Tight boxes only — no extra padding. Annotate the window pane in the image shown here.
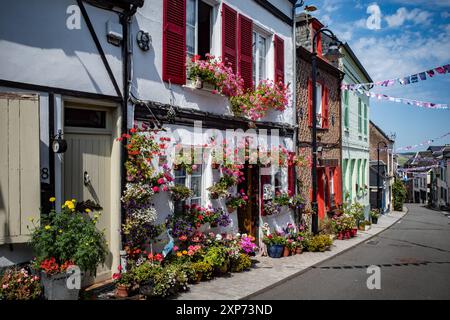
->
[191,176,202,197]
[174,200,186,214]
[316,83,322,127]
[258,35,266,82]
[252,32,257,86]
[186,25,195,56]
[187,0,196,26]
[64,108,106,128]
[191,198,201,206]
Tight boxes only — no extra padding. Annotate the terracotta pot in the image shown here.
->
[337,231,344,240]
[351,228,358,237]
[283,246,290,257]
[296,247,302,255]
[291,249,296,256]
[227,206,235,213]
[115,285,129,298]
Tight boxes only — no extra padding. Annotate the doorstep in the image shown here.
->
[175,207,408,300]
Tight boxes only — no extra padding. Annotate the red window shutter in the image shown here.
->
[317,32,322,57]
[334,166,342,206]
[308,79,313,127]
[287,152,296,195]
[238,14,253,90]
[274,35,284,84]
[162,0,186,85]
[222,4,238,74]
[323,86,329,129]
[317,169,325,219]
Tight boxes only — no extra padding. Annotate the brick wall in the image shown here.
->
[369,123,391,164]
[296,53,342,209]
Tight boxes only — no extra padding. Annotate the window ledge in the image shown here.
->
[183,81,225,98]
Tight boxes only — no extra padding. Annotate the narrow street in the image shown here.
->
[250,204,450,300]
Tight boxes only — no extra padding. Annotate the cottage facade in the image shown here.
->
[339,43,371,218]
[0,0,298,280]
[295,15,344,220]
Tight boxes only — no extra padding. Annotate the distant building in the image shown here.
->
[369,121,395,213]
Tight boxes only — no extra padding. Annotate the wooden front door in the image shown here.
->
[237,165,259,239]
[63,104,113,282]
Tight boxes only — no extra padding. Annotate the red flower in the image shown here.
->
[152,186,160,193]
[130,127,137,133]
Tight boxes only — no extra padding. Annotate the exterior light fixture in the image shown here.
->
[323,41,344,63]
[136,30,151,51]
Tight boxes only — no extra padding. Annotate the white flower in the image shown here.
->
[215,234,222,241]
[235,233,241,238]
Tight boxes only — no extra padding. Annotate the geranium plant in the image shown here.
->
[187,54,244,97]
[0,267,42,300]
[29,199,108,275]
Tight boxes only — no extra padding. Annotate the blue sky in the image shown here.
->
[302,0,450,152]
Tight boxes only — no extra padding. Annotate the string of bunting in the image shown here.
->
[347,87,448,109]
[342,63,450,90]
[395,131,450,152]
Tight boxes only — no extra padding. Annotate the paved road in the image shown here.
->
[249,204,450,300]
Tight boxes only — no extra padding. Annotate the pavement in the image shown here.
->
[249,204,450,300]
[176,207,408,300]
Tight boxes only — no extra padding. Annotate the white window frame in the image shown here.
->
[173,164,204,209]
[316,82,323,128]
[186,0,215,59]
[252,30,268,87]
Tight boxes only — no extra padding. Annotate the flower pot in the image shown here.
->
[337,231,344,240]
[351,228,358,237]
[227,206,235,214]
[344,230,351,239]
[372,217,378,224]
[41,271,81,300]
[138,280,154,297]
[283,246,290,257]
[358,225,365,231]
[115,285,130,298]
[296,247,303,255]
[267,245,284,258]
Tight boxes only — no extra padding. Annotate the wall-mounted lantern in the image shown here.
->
[52,130,67,154]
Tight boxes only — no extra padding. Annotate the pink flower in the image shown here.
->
[173,246,179,252]
[157,178,165,185]
[152,186,160,193]
[192,164,198,170]
[162,185,168,192]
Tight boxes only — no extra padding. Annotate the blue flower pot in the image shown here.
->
[268,245,284,258]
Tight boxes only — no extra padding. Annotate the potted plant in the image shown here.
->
[0,267,42,300]
[170,184,194,201]
[203,246,230,276]
[263,201,281,216]
[263,234,285,258]
[192,261,213,282]
[226,190,248,213]
[370,209,380,224]
[29,199,108,300]
[305,235,333,252]
[112,267,134,298]
[207,180,231,200]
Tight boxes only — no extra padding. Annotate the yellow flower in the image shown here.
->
[93,220,97,224]
[176,252,182,257]
[182,250,188,255]
[44,225,51,230]
[63,200,75,211]
[94,214,99,219]
[58,229,63,234]
[85,208,91,213]
[49,197,56,203]
[71,199,76,203]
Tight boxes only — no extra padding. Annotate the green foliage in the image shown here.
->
[130,262,162,286]
[393,179,407,211]
[262,234,286,246]
[370,209,380,219]
[230,253,252,273]
[202,246,229,270]
[170,184,194,201]
[192,261,213,281]
[29,201,108,275]
[273,192,291,207]
[151,264,189,298]
[305,235,333,252]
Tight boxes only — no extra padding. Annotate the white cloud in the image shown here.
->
[385,7,433,27]
[351,27,450,81]
[390,0,450,8]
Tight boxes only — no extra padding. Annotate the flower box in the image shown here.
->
[41,270,81,300]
